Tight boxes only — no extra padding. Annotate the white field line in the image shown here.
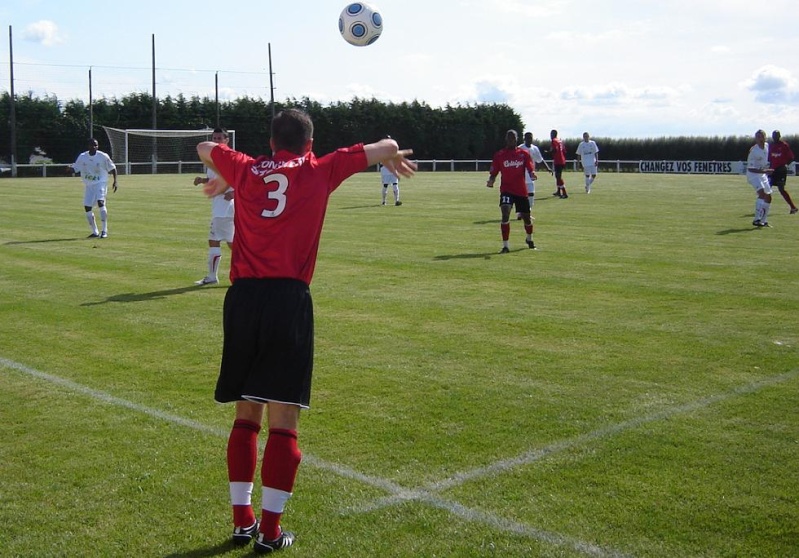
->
[352,368,799,514]
[4,358,795,557]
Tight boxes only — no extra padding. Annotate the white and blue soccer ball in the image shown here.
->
[339,2,383,47]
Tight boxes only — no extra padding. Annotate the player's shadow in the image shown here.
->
[4,237,84,245]
[339,204,384,210]
[716,227,762,235]
[162,540,237,558]
[434,248,529,260]
[81,285,221,306]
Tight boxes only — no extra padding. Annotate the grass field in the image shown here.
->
[1,170,797,558]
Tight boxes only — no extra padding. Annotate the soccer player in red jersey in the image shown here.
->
[486,129,537,253]
[197,108,416,553]
[550,129,569,198]
[768,130,797,214]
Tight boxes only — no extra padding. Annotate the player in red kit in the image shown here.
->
[550,129,569,198]
[768,130,797,214]
[197,109,416,553]
[486,129,537,253]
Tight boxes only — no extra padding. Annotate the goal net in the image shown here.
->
[101,127,236,175]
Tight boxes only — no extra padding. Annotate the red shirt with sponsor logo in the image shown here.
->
[210,143,367,285]
[489,147,535,197]
[551,137,567,165]
[769,140,795,168]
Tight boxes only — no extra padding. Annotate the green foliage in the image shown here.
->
[0,92,523,164]
[1,172,797,557]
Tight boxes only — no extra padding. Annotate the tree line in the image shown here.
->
[1,91,794,167]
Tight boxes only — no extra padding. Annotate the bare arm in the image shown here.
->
[196,142,230,197]
[364,138,416,178]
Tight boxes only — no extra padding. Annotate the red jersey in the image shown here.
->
[769,140,795,168]
[210,143,368,285]
[489,147,535,197]
[551,137,567,165]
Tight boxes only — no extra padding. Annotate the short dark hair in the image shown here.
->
[213,127,228,138]
[271,109,313,155]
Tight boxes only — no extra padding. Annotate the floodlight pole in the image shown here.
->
[268,43,275,121]
[215,71,220,128]
[151,33,157,174]
[88,66,93,138]
[8,25,17,177]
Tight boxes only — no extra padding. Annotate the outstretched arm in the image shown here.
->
[364,138,416,178]
[196,142,230,197]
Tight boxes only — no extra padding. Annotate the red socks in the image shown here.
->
[259,428,302,540]
[227,419,260,528]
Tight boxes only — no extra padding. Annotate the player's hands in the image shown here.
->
[382,149,416,179]
[486,180,494,188]
[193,176,206,186]
[531,173,538,181]
[203,176,228,197]
[112,181,118,193]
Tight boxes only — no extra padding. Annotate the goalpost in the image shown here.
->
[101,127,236,175]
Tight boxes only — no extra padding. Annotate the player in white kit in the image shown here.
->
[576,132,600,193]
[71,138,118,238]
[746,129,773,227]
[194,128,235,285]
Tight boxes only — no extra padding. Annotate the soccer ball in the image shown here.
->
[339,2,383,47]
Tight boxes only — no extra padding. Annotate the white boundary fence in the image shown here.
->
[4,159,795,178]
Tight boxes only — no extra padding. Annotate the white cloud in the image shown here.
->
[21,20,64,47]
[742,65,799,104]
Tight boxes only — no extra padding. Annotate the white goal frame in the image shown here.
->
[101,127,236,175]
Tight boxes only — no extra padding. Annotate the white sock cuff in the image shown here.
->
[262,486,292,513]
[230,481,254,506]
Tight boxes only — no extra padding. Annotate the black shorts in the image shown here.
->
[554,164,566,181]
[770,166,788,188]
[500,193,531,214]
[215,278,314,408]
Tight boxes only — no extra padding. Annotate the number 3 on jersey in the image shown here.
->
[261,173,289,218]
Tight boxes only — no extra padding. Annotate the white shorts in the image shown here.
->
[583,165,598,176]
[747,173,772,194]
[210,216,235,243]
[83,182,107,207]
[526,180,535,195]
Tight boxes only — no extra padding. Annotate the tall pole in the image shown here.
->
[151,33,157,173]
[268,43,275,121]
[8,26,17,177]
[215,71,220,128]
[88,67,93,138]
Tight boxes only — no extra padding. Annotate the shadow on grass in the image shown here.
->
[716,227,761,235]
[434,248,531,260]
[162,539,241,558]
[81,285,223,305]
[4,237,84,245]
[338,204,384,210]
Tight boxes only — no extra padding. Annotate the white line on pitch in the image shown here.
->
[350,368,799,515]
[1,356,629,556]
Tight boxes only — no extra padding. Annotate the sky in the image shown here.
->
[2,0,799,140]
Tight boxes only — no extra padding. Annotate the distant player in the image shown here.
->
[486,129,537,252]
[71,138,118,238]
[517,132,552,218]
[747,129,773,227]
[193,128,234,286]
[576,132,599,193]
[550,129,569,198]
[379,164,402,206]
[768,130,797,214]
